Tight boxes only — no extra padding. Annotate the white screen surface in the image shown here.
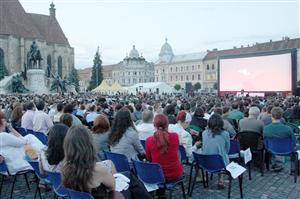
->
[219,53,292,92]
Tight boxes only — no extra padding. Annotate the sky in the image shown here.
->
[19,0,300,69]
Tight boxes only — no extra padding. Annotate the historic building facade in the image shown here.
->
[0,0,74,79]
[155,39,206,89]
[111,45,154,86]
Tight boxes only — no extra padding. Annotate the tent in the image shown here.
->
[92,80,111,92]
[127,82,175,94]
[110,82,124,92]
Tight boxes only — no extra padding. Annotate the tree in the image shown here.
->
[88,47,103,90]
[174,84,181,91]
[68,67,80,92]
[193,82,201,91]
[213,82,218,90]
[297,80,300,87]
[0,59,8,80]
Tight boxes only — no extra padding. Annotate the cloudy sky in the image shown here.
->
[20,0,299,69]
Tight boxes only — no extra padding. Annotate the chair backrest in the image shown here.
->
[31,131,48,145]
[179,145,188,163]
[140,140,146,150]
[193,153,226,173]
[67,188,94,199]
[47,171,68,196]
[16,127,28,136]
[27,160,48,180]
[236,131,262,151]
[264,138,295,155]
[0,160,9,175]
[132,160,165,184]
[229,140,240,155]
[104,151,130,172]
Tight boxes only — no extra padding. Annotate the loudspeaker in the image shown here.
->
[185,82,193,93]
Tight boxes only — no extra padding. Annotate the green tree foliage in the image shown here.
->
[193,82,201,91]
[213,82,218,90]
[68,67,80,92]
[174,84,181,91]
[0,58,8,80]
[88,47,103,90]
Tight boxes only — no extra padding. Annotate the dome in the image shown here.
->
[129,45,139,58]
[159,38,174,57]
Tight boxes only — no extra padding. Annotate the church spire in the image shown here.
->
[49,2,56,19]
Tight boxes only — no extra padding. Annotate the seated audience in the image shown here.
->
[92,115,110,160]
[53,103,64,123]
[11,105,23,129]
[163,104,177,124]
[190,107,207,131]
[136,110,155,140]
[60,113,73,127]
[21,102,35,130]
[64,104,82,126]
[133,103,143,122]
[239,106,264,134]
[213,108,236,137]
[33,100,53,134]
[228,102,244,121]
[86,105,99,123]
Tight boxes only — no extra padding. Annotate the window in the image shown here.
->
[186,66,189,71]
[134,72,137,75]
[198,65,200,70]
[212,64,215,70]
[198,74,201,80]
[186,75,189,81]
[206,64,209,70]
[171,76,173,81]
[170,67,172,72]
[192,65,194,70]
[181,66,183,71]
[192,74,194,80]
[176,67,178,72]
[181,76,183,81]
[176,76,178,81]
[163,69,165,73]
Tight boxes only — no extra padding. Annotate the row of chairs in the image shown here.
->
[16,127,48,145]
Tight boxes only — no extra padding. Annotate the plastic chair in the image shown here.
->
[47,171,68,198]
[67,188,94,199]
[178,145,193,195]
[190,153,243,199]
[140,140,146,150]
[229,140,241,162]
[16,127,28,136]
[264,138,299,183]
[236,131,264,179]
[132,160,186,199]
[30,131,48,145]
[0,160,31,199]
[104,151,131,172]
[27,160,51,199]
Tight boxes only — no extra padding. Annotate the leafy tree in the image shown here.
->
[297,80,300,87]
[0,58,8,80]
[68,67,80,92]
[213,82,218,90]
[193,82,201,91]
[174,84,181,91]
[88,47,103,90]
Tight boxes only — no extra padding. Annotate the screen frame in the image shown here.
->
[217,48,297,95]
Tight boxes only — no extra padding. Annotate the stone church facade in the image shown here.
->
[0,0,74,79]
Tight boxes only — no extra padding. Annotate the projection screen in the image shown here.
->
[219,53,292,92]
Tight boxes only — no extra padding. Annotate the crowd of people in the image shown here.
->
[0,92,299,198]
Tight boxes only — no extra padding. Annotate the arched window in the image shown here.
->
[212,64,215,70]
[47,55,51,77]
[57,56,63,77]
[206,64,209,70]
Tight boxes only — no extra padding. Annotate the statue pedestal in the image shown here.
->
[27,69,48,94]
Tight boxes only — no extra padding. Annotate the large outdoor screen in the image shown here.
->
[219,53,292,92]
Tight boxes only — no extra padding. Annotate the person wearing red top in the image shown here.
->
[145,114,183,181]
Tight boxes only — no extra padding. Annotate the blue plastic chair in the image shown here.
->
[229,140,241,161]
[30,131,48,145]
[16,127,28,136]
[104,151,131,173]
[0,159,31,199]
[178,145,193,195]
[47,171,68,198]
[67,188,94,199]
[140,140,146,150]
[190,153,243,199]
[132,160,186,199]
[264,137,299,183]
[27,160,51,199]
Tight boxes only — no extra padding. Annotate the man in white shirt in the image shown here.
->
[86,105,99,123]
[136,110,155,140]
[33,100,53,134]
[21,102,35,130]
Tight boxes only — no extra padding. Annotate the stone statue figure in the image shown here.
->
[11,75,29,93]
[50,72,67,93]
[27,41,43,69]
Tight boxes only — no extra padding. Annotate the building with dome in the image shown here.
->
[155,39,206,90]
[110,45,154,87]
[0,0,74,79]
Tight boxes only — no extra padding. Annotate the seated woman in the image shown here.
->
[0,111,44,174]
[59,113,73,128]
[109,108,145,162]
[62,125,152,199]
[38,123,69,174]
[202,113,230,189]
[92,115,110,160]
[146,114,183,181]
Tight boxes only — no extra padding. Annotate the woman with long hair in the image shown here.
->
[92,115,110,160]
[11,105,23,129]
[109,108,145,161]
[145,114,183,181]
[202,113,230,189]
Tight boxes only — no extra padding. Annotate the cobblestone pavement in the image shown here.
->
[1,162,299,199]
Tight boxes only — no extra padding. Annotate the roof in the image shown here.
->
[103,64,118,72]
[0,0,69,45]
[129,82,172,88]
[204,37,300,60]
[78,68,92,81]
[171,52,207,63]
